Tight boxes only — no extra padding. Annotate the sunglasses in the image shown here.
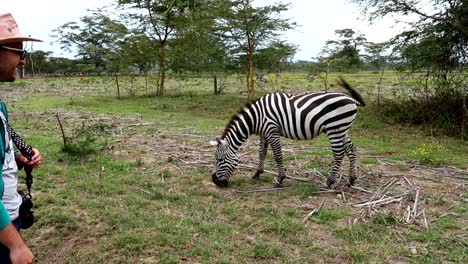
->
[0,45,28,60]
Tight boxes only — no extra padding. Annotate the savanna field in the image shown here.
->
[1,73,467,263]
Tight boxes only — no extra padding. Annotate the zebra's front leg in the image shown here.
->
[253,137,268,179]
[267,133,286,188]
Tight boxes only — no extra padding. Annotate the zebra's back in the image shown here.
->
[258,92,359,140]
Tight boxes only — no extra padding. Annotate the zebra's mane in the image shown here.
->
[221,100,257,139]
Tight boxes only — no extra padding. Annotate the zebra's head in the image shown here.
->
[210,137,238,187]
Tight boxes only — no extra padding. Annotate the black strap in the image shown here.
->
[6,123,34,198]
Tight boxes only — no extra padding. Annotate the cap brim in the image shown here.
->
[0,36,43,44]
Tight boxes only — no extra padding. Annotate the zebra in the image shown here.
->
[210,76,366,188]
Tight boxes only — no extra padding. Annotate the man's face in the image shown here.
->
[0,42,24,82]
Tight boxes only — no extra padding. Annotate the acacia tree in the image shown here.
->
[215,0,296,99]
[364,41,392,104]
[24,50,53,76]
[323,29,367,71]
[118,0,198,96]
[52,12,128,72]
[256,41,297,74]
[352,0,468,137]
[352,0,467,84]
[166,0,232,94]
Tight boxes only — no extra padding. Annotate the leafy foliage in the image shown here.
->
[52,12,129,71]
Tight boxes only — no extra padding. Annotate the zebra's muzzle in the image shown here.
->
[212,173,228,188]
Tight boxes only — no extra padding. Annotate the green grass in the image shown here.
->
[3,73,467,263]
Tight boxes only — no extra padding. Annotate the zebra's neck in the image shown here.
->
[221,103,259,150]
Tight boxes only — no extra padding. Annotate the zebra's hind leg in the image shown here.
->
[345,142,358,186]
[253,136,268,179]
[267,133,286,188]
[326,149,345,188]
[326,132,347,188]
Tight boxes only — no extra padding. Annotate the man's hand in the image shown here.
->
[0,224,34,264]
[15,148,42,168]
[9,244,34,264]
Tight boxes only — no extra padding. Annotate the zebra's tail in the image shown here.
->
[336,76,366,106]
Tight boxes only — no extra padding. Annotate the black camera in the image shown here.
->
[18,190,35,229]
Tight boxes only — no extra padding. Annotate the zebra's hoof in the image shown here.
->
[273,183,283,188]
[252,170,263,179]
[349,177,356,186]
[326,179,336,188]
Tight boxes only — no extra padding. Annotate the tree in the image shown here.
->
[352,0,468,137]
[52,11,128,72]
[255,41,297,74]
[323,28,367,71]
[215,0,296,99]
[363,41,393,104]
[118,0,197,96]
[24,50,53,76]
[352,0,467,81]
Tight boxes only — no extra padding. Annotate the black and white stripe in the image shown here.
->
[211,77,365,188]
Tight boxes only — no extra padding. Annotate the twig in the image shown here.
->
[349,186,373,194]
[235,187,289,193]
[303,198,325,223]
[237,164,276,175]
[412,189,420,219]
[54,113,68,148]
[422,209,429,230]
[307,168,326,178]
[406,206,411,223]
[341,191,347,203]
[352,195,404,208]
[403,176,413,187]
[171,164,184,177]
[286,176,313,182]
[137,187,155,197]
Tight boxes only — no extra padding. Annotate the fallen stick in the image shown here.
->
[412,189,420,219]
[422,209,429,230]
[341,191,347,203]
[286,176,313,182]
[349,186,373,194]
[406,205,411,223]
[303,198,325,223]
[352,195,404,208]
[403,176,413,187]
[137,187,156,197]
[235,187,289,193]
[237,164,276,175]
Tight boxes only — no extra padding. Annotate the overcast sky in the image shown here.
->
[1,0,404,61]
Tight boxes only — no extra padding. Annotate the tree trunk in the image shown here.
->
[213,75,218,95]
[377,68,385,106]
[158,53,166,96]
[115,74,120,99]
[247,49,255,100]
[145,73,148,97]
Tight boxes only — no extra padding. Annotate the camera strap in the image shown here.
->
[6,123,34,198]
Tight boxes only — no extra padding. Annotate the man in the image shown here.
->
[0,13,43,264]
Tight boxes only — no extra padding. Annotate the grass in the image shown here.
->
[2,73,467,263]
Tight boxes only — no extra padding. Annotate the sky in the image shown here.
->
[0,0,405,61]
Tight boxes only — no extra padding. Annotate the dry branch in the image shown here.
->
[303,198,325,223]
[352,195,405,208]
[235,187,289,193]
